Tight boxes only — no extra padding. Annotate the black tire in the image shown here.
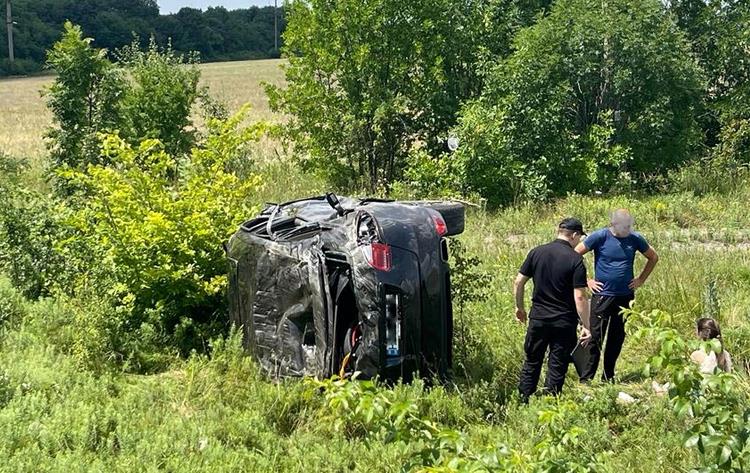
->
[404,201,465,236]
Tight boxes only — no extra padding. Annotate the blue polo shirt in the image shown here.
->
[584,228,650,296]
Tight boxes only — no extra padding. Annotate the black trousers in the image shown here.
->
[518,318,577,400]
[580,294,634,381]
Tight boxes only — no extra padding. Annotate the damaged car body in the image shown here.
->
[225,193,465,382]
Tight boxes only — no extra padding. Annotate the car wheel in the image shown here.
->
[406,201,465,236]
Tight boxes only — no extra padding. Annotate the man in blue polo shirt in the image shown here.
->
[575,209,659,382]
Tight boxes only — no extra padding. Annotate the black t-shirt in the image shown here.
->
[519,239,587,324]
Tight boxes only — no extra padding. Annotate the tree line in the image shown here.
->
[0,0,284,76]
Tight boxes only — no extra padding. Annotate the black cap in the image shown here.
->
[558,217,586,236]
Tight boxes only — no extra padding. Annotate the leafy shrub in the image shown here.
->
[449,239,494,379]
[0,193,70,299]
[45,22,126,171]
[116,38,201,157]
[631,307,750,472]
[61,108,265,366]
[0,276,26,328]
[449,0,704,206]
[268,0,545,192]
[45,23,201,176]
[392,149,469,201]
[0,156,71,299]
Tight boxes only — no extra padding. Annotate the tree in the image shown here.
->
[451,0,705,205]
[268,0,540,192]
[45,22,125,170]
[117,38,201,157]
[45,24,202,174]
[1,1,284,76]
[670,0,750,147]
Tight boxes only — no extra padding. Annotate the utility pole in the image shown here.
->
[273,0,278,53]
[5,0,13,63]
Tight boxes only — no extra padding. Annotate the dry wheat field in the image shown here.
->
[0,58,285,162]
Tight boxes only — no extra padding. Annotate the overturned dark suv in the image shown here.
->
[225,194,464,382]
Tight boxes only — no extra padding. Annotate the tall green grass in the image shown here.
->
[4,179,750,470]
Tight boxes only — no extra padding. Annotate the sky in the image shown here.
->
[158,1,275,14]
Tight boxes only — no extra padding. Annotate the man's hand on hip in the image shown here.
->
[515,308,527,324]
[628,277,644,290]
[587,278,603,292]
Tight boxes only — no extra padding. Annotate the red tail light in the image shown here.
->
[433,215,448,237]
[362,242,392,271]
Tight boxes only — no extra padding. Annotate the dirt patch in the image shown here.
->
[670,241,750,251]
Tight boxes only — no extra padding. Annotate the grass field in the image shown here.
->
[1,58,750,471]
[0,59,286,161]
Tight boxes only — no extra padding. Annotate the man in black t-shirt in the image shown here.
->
[513,218,592,402]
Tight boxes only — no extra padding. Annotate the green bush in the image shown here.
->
[116,38,201,157]
[0,276,26,328]
[45,22,202,176]
[268,0,545,192]
[449,0,704,206]
[392,149,469,201]
[45,22,126,171]
[0,155,71,299]
[60,108,265,366]
[449,239,495,382]
[0,190,71,299]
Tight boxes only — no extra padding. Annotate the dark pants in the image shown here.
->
[518,318,577,401]
[580,294,634,381]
